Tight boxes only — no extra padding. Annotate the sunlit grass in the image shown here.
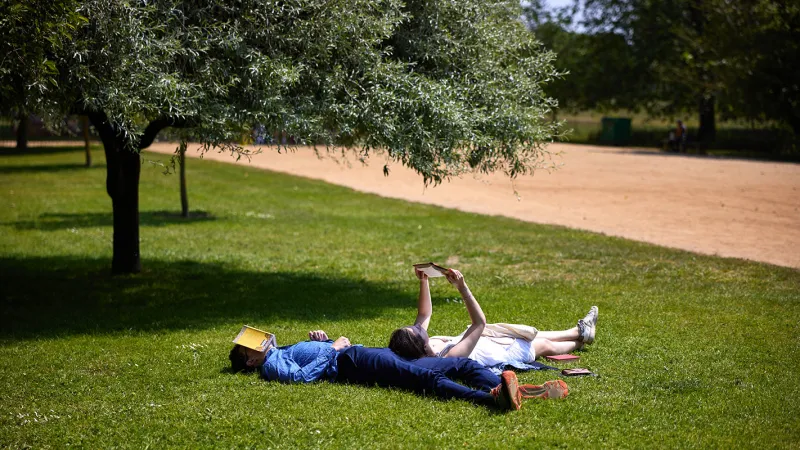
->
[1,146,798,448]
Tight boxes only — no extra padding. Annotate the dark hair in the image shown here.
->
[388,327,428,360]
[229,345,255,373]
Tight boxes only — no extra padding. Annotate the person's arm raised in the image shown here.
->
[442,269,486,358]
[413,268,432,331]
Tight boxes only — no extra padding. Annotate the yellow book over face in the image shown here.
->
[233,325,275,352]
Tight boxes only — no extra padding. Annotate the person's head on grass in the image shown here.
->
[388,324,434,359]
[229,345,268,373]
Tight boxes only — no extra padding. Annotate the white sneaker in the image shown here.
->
[583,306,598,327]
[578,306,598,344]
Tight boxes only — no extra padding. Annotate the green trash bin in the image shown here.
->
[600,117,632,146]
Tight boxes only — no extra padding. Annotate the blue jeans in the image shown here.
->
[336,347,496,406]
[411,355,500,392]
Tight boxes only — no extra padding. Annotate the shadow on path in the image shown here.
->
[0,256,409,340]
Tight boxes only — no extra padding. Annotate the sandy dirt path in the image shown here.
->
[141,142,800,269]
[16,140,797,268]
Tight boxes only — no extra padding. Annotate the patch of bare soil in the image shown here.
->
[141,142,795,269]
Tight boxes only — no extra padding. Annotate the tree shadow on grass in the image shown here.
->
[5,210,216,231]
[0,147,87,156]
[0,163,106,175]
[0,256,409,340]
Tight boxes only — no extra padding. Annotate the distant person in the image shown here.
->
[252,125,268,144]
[229,329,569,411]
[388,268,597,377]
[669,120,688,152]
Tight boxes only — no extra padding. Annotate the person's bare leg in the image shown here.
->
[534,338,582,357]
[535,306,598,343]
[535,327,580,342]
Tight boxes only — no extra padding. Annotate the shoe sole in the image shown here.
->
[584,324,595,344]
[501,371,522,410]
[578,320,595,344]
[520,380,570,399]
[543,380,569,399]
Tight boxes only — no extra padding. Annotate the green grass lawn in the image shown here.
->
[1,146,799,448]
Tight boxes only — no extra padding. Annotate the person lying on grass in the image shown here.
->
[229,329,568,411]
[388,268,598,375]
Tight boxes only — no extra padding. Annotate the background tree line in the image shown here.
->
[525,0,799,148]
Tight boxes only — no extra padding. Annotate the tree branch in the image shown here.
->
[87,110,115,150]
[138,117,196,150]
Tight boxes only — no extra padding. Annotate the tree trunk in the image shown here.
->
[107,143,141,274]
[689,2,714,150]
[179,142,188,218]
[81,115,92,167]
[16,113,28,150]
[90,113,141,274]
[85,112,188,274]
[779,99,800,136]
[697,95,716,146]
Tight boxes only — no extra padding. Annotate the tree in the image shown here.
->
[81,115,91,167]
[1,1,85,149]
[1,0,561,274]
[576,0,717,139]
[526,21,638,115]
[15,113,28,150]
[707,1,800,136]
[579,0,799,143]
[178,140,188,218]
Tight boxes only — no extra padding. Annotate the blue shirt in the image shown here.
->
[260,341,339,383]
